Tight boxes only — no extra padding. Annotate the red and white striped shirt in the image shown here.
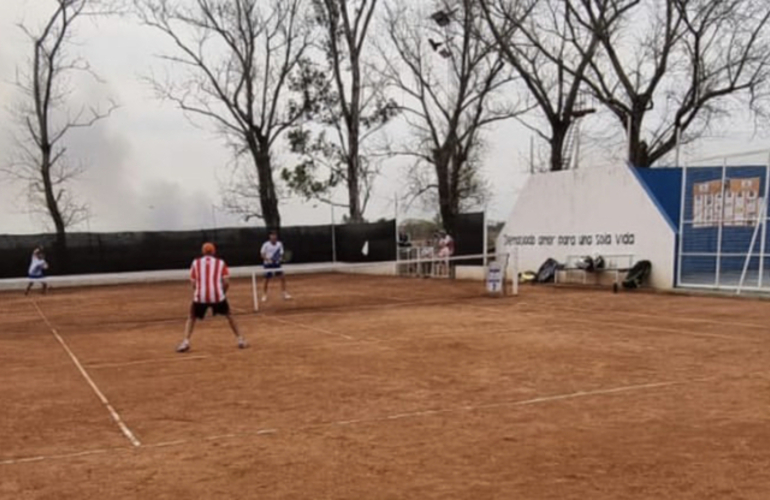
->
[190,256,230,303]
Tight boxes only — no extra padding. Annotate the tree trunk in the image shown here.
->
[346,129,364,223]
[434,146,458,236]
[249,137,281,229]
[549,123,568,172]
[438,170,458,278]
[40,148,68,271]
[627,113,651,167]
[346,48,364,223]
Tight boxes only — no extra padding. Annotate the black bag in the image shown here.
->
[536,258,561,283]
[576,255,595,272]
[623,260,652,289]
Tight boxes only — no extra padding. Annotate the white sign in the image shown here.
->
[496,165,677,289]
[486,261,504,294]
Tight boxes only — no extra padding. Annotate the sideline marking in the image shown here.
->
[0,447,119,466]
[265,315,356,341]
[1,377,704,466]
[555,304,770,331]
[466,303,755,342]
[85,355,210,370]
[72,326,527,371]
[31,301,141,447]
[326,379,702,427]
[264,314,395,350]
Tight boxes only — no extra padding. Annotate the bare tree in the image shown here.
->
[577,0,770,167]
[4,0,117,251]
[479,0,636,172]
[135,0,316,229]
[381,0,524,235]
[218,160,263,222]
[283,0,398,222]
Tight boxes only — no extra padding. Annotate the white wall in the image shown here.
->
[496,165,677,289]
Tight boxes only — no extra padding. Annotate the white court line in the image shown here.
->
[265,314,396,351]
[85,355,211,370]
[31,301,141,447]
[0,378,702,467]
[327,379,703,428]
[253,296,465,320]
[536,311,752,342]
[553,304,770,331]
[69,326,527,371]
[466,303,756,342]
[0,447,119,466]
[265,315,356,341]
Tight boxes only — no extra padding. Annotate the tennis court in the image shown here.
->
[2,273,769,499]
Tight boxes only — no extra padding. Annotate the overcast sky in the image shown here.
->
[1,0,768,236]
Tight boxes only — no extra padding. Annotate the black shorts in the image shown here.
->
[190,300,230,320]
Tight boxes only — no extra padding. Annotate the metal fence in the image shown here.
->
[677,157,770,292]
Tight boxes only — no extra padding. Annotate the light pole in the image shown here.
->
[568,107,596,170]
[316,198,348,263]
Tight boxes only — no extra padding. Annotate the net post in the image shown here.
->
[676,162,688,287]
[758,155,770,288]
[738,197,766,294]
[511,250,519,297]
[483,210,488,268]
[331,203,337,264]
[394,192,399,261]
[252,271,259,312]
[715,158,728,287]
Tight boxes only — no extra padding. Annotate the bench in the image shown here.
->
[555,254,635,289]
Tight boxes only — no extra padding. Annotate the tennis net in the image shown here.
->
[250,252,518,314]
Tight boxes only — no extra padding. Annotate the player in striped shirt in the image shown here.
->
[176,242,246,353]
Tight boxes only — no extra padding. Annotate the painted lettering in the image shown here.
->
[596,233,611,245]
[538,235,555,246]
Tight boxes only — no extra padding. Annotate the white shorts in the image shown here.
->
[438,248,452,259]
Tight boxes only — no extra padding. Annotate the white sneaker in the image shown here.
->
[261,295,268,302]
[237,338,248,349]
[283,292,292,300]
[176,340,190,353]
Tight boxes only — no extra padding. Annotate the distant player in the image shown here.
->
[176,242,246,353]
[260,230,291,301]
[25,247,49,296]
[437,230,454,275]
[437,230,455,258]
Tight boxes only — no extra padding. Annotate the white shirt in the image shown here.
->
[29,256,47,277]
[261,240,284,264]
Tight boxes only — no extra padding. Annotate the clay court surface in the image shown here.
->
[1,274,769,499]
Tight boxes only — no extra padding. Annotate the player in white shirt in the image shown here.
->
[25,247,49,295]
[260,231,291,301]
[436,230,454,275]
[437,230,455,258]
